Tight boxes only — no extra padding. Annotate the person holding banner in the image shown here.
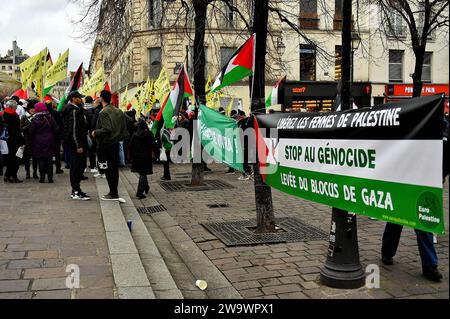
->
[382,225,442,282]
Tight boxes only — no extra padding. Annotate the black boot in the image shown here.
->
[423,266,443,282]
[136,194,146,200]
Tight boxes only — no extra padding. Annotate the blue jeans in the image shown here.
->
[118,141,125,166]
[382,223,438,268]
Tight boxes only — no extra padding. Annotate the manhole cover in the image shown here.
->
[201,217,328,246]
[137,205,167,214]
[160,180,235,192]
[207,203,230,208]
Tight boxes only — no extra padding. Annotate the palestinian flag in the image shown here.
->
[151,93,170,138]
[161,65,193,129]
[104,82,111,93]
[266,76,286,108]
[210,34,256,94]
[57,63,83,111]
[11,88,29,100]
[151,66,193,139]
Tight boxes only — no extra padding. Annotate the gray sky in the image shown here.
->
[0,0,92,72]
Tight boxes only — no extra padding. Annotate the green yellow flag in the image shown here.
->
[121,86,129,111]
[80,67,104,97]
[20,48,48,89]
[154,67,171,103]
[45,49,69,89]
[226,98,235,116]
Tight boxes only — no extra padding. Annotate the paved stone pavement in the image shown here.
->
[148,163,449,299]
[0,168,114,299]
[0,162,448,299]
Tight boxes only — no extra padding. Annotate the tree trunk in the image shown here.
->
[251,0,275,233]
[191,0,208,187]
[341,0,352,111]
[412,45,425,98]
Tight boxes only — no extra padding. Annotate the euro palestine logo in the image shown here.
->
[416,192,441,229]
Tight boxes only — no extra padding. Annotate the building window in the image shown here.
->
[300,44,316,81]
[221,0,235,28]
[422,52,432,83]
[389,50,403,83]
[220,47,237,69]
[335,45,342,81]
[188,46,208,79]
[8,66,12,70]
[335,0,342,14]
[299,0,319,29]
[148,0,161,28]
[148,47,162,80]
[387,11,406,37]
[1,66,5,70]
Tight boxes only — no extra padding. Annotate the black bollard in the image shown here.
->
[320,208,365,288]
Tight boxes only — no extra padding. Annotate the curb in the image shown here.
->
[95,176,155,299]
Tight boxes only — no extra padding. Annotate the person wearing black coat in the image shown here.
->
[61,91,90,200]
[2,100,25,183]
[128,120,159,199]
[46,101,64,174]
[21,100,38,179]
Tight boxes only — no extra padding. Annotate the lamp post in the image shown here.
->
[320,0,365,289]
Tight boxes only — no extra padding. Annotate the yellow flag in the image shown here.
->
[20,48,48,89]
[80,67,104,97]
[226,98,234,116]
[205,75,212,93]
[131,85,143,113]
[154,67,171,103]
[45,49,69,88]
[121,86,129,111]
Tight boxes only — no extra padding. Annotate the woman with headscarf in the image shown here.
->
[29,102,59,183]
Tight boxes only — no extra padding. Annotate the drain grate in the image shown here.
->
[137,205,167,214]
[207,203,230,208]
[160,180,235,192]
[202,217,328,246]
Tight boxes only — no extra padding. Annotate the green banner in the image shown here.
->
[198,104,244,172]
[256,95,446,234]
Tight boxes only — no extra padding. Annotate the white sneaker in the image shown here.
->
[94,173,105,178]
[238,175,250,181]
[90,168,98,174]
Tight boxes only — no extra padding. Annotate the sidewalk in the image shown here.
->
[0,169,114,299]
[145,163,449,299]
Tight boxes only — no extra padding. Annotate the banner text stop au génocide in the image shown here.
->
[256,95,445,234]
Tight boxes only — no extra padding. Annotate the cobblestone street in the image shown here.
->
[0,170,114,299]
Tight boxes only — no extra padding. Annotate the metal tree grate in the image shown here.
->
[159,180,235,192]
[201,217,328,246]
[137,205,167,214]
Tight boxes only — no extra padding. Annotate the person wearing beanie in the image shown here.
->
[29,103,59,183]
